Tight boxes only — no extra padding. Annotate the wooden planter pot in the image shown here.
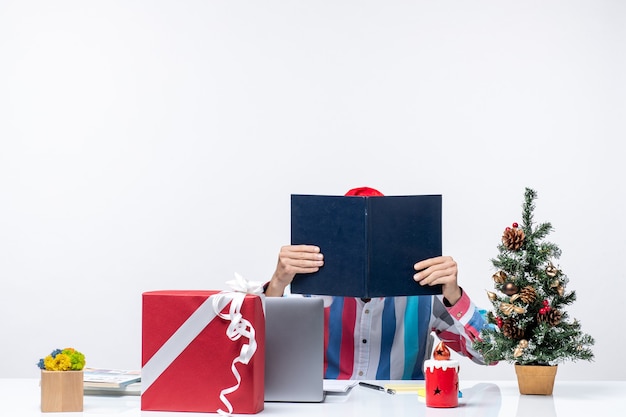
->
[514,364,558,395]
[40,370,84,412]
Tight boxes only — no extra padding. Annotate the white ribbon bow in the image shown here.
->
[213,273,264,416]
[225,272,265,296]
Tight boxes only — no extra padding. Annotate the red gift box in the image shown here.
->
[141,290,265,414]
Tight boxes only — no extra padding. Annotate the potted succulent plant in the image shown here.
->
[37,347,86,412]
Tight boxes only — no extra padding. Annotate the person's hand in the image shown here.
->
[265,245,324,297]
[414,256,462,305]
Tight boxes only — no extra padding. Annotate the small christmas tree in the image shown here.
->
[473,188,594,366]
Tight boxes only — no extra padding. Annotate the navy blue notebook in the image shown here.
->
[290,194,443,298]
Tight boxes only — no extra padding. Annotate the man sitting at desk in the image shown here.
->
[265,187,489,380]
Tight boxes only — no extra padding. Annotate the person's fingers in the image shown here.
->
[281,246,323,262]
[276,246,324,277]
[414,265,457,286]
[414,255,452,271]
[414,256,457,286]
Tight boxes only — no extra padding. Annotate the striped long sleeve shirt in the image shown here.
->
[315,289,488,380]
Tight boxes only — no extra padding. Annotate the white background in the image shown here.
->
[1,0,624,381]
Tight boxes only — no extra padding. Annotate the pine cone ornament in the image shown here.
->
[502,224,525,251]
[501,318,524,340]
[537,309,562,326]
[518,286,537,304]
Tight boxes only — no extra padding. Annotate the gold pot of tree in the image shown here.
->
[473,188,594,395]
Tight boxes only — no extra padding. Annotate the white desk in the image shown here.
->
[1,379,624,417]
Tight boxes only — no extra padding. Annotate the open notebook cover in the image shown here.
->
[290,194,443,298]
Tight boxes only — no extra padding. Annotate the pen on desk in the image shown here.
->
[358,382,396,395]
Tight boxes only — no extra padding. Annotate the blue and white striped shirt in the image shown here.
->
[315,290,487,380]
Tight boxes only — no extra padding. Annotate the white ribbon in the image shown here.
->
[142,273,264,416]
[226,272,264,296]
[213,273,265,415]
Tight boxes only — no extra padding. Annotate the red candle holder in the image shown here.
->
[423,359,459,408]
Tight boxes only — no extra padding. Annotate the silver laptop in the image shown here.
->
[264,296,325,402]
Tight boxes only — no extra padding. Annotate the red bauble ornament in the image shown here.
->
[512,222,518,228]
[496,317,503,328]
